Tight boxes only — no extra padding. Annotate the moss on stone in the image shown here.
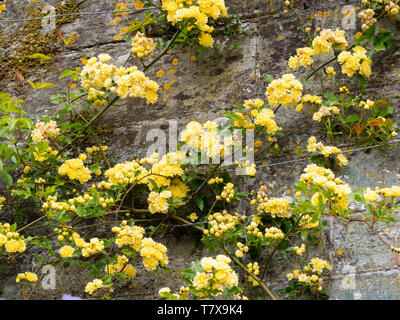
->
[0,0,80,92]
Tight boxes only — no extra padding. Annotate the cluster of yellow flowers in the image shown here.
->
[80,55,159,104]
[43,196,69,212]
[359,99,374,110]
[299,213,320,229]
[309,257,332,274]
[362,0,399,16]
[264,226,285,240]
[0,0,6,15]
[131,32,156,58]
[0,196,5,210]
[312,29,348,55]
[359,8,377,30]
[288,47,315,70]
[216,182,235,202]
[364,187,379,201]
[312,106,340,122]
[87,88,106,109]
[204,210,243,237]
[364,185,400,201]
[16,272,38,284]
[360,0,382,4]
[377,185,400,197]
[325,66,336,76]
[147,152,186,189]
[246,216,264,238]
[32,146,59,163]
[385,0,399,15]
[296,94,323,112]
[56,228,83,246]
[113,223,145,251]
[293,243,306,255]
[300,164,352,209]
[59,245,75,258]
[54,227,71,240]
[181,121,226,158]
[337,46,372,78]
[1,238,26,253]
[161,0,228,47]
[82,238,105,257]
[85,279,104,295]
[287,258,330,291]
[251,185,292,218]
[311,191,328,207]
[208,176,224,185]
[140,237,169,271]
[96,181,113,190]
[193,255,238,293]
[166,178,189,200]
[105,255,136,278]
[287,270,323,290]
[307,137,348,166]
[71,232,87,248]
[86,145,108,154]
[43,193,97,213]
[252,108,281,135]
[340,86,350,95]
[235,160,257,176]
[58,158,92,184]
[98,196,114,208]
[105,159,148,186]
[35,177,46,184]
[244,98,264,110]
[188,212,198,222]
[31,120,60,144]
[247,262,259,286]
[147,190,172,214]
[235,241,249,258]
[0,223,26,253]
[265,74,303,107]
[231,112,255,129]
[302,94,323,105]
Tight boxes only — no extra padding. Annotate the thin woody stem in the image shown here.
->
[143,29,182,72]
[221,241,278,300]
[260,213,305,280]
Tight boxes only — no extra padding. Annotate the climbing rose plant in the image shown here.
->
[0,0,399,300]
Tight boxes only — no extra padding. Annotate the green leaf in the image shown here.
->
[323,91,338,100]
[9,223,17,232]
[191,260,203,273]
[2,171,13,187]
[182,268,196,280]
[28,53,51,64]
[36,82,56,89]
[222,111,242,121]
[364,24,376,38]
[148,178,158,191]
[264,74,274,83]
[356,74,367,91]
[379,106,394,118]
[90,164,100,173]
[59,70,76,79]
[194,197,204,211]
[341,114,360,123]
[370,107,379,117]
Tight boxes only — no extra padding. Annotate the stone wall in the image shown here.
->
[1,0,400,299]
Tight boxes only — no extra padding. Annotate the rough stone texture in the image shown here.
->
[1,0,400,300]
